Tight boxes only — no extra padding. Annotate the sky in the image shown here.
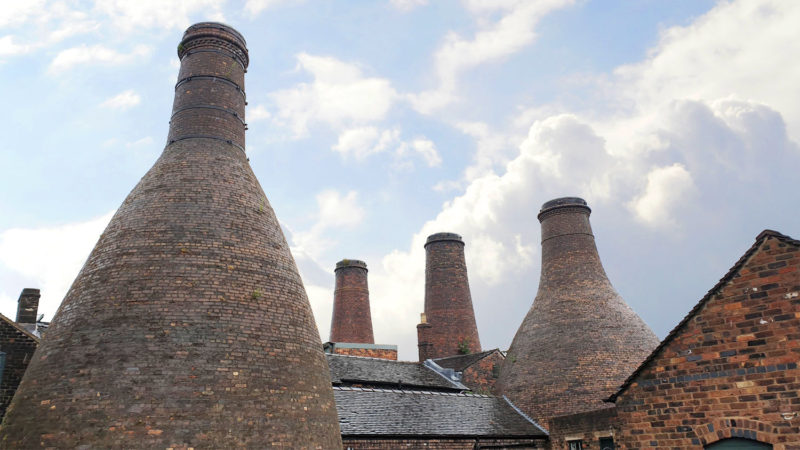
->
[1,0,798,361]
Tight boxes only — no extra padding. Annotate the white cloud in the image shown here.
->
[49,44,151,74]
[0,35,31,56]
[93,0,226,32]
[390,0,428,12]
[0,0,46,28]
[100,89,141,110]
[271,53,398,136]
[244,0,299,16]
[0,212,114,321]
[409,0,574,113]
[249,105,271,122]
[610,0,800,142]
[397,137,442,167]
[333,127,399,160]
[291,190,366,260]
[629,164,694,228]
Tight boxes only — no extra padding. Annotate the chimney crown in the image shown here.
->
[16,288,40,324]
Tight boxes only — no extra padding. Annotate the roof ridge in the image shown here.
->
[607,229,798,402]
[433,349,497,361]
[0,312,41,342]
[502,395,549,436]
[332,386,493,397]
[326,353,417,364]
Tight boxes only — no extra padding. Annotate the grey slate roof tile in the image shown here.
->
[327,353,463,391]
[334,387,548,437]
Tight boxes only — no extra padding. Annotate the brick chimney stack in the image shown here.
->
[330,259,374,343]
[0,23,341,448]
[417,232,481,361]
[496,197,658,428]
[15,288,40,324]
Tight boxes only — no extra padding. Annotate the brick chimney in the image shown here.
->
[417,232,481,361]
[15,288,40,324]
[329,259,374,343]
[0,23,341,448]
[496,197,658,428]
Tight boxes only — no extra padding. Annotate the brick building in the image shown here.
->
[547,230,800,450]
[2,19,798,450]
[417,232,482,360]
[497,198,660,429]
[433,349,506,394]
[0,23,341,448]
[0,289,44,420]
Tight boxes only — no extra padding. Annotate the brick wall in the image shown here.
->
[0,22,342,449]
[614,232,800,449]
[462,351,504,394]
[343,437,546,449]
[0,316,38,420]
[333,346,398,361]
[548,407,617,450]
[418,232,482,360]
[497,198,658,428]
[330,260,374,343]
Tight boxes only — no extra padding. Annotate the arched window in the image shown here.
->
[705,438,772,449]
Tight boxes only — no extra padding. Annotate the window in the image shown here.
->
[568,440,583,450]
[599,437,615,450]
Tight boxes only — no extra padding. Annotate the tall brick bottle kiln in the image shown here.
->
[0,23,342,448]
[496,197,658,427]
[417,232,482,360]
[330,259,374,343]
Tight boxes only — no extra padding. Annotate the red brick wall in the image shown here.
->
[333,347,398,361]
[418,233,481,360]
[615,233,800,449]
[343,437,546,449]
[0,316,38,420]
[462,351,505,394]
[330,260,374,343]
[548,407,617,450]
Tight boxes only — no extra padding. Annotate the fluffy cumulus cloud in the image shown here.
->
[271,53,398,137]
[0,212,114,321]
[366,0,800,359]
[409,0,575,113]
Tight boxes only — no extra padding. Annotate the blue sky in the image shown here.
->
[1,0,798,361]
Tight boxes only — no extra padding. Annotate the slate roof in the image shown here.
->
[327,353,464,391]
[0,313,40,343]
[334,387,548,438]
[432,349,501,371]
[607,230,800,402]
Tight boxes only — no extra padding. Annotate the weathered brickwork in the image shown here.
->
[613,231,800,449]
[333,347,398,360]
[497,198,659,428]
[461,350,504,394]
[342,438,546,449]
[417,232,482,361]
[548,407,618,450]
[15,288,40,324]
[0,314,39,420]
[331,259,374,343]
[0,23,342,449]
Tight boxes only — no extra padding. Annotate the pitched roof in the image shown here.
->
[333,386,548,438]
[0,313,40,343]
[432,349,502,371]
[326,353,464,391]
[606,230,799,402]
